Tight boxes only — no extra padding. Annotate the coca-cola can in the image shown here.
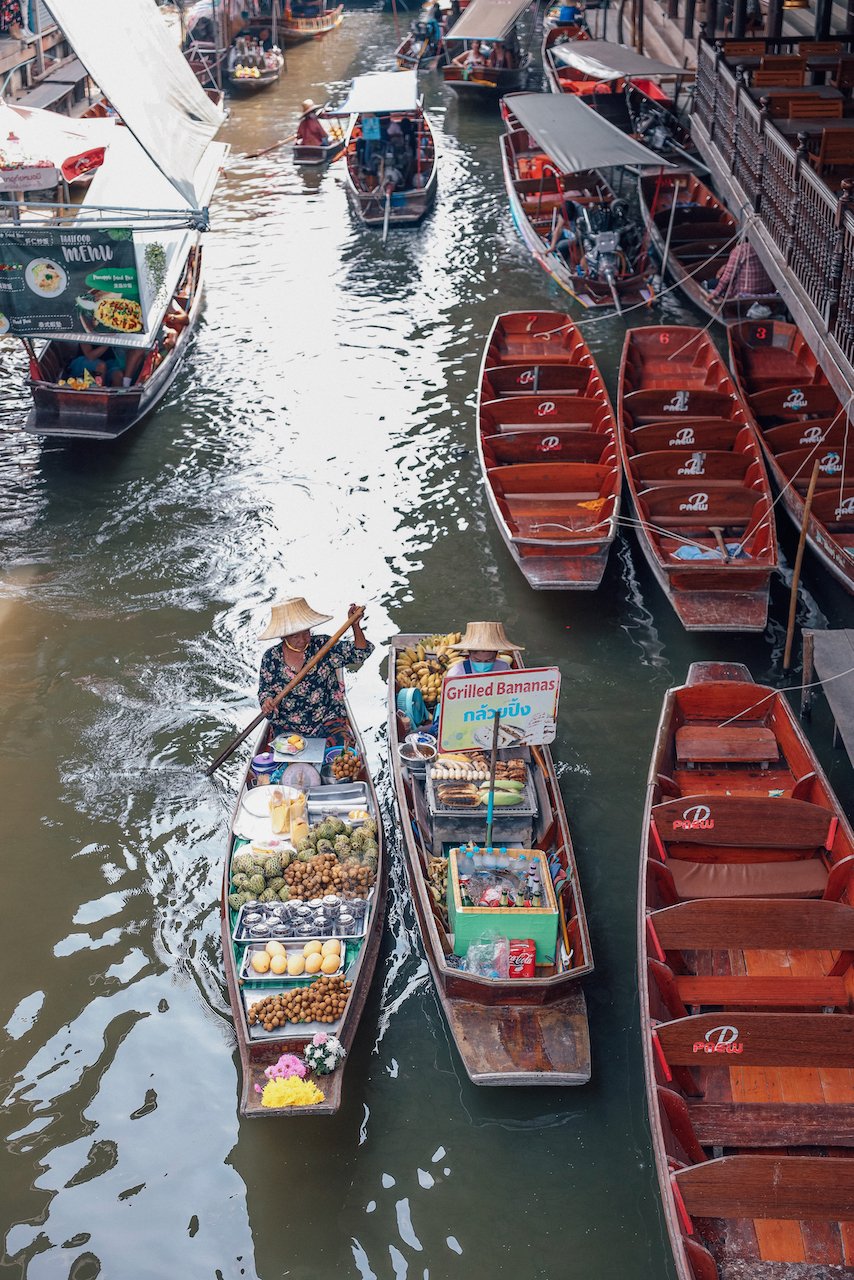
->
[508,938,536,979]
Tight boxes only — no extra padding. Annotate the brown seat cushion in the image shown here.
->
[670,858,827,900]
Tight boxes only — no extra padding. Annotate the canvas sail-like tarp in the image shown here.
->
[44,0,225,207]
[552,40,684,79]
[507,93,675,171]
[444,0,531,42]
[341,71,420,114]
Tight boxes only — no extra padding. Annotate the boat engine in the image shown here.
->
[634,103,674,154]
[579,202,637,282]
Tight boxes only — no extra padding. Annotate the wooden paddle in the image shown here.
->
[710,526,730,563]
[246,131,297,160]
[206,607,365,776]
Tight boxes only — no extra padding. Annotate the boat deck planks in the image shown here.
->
[802,630,854,766]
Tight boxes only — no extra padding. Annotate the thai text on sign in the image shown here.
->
[438,667,561,751]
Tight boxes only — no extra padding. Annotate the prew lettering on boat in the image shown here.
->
[672,803,714,831]
[783,388,808,412]
[669,426,695,447]
[692,1024,743,1054]
[517,369,535,385]
[836,496,854,519]
[820,452,842,474]
[677,452,706,476]
[677,492,709,513]
[800,425,826,445]
[538,435,561,453]
[536,400,557,417]
[662,390,691,413]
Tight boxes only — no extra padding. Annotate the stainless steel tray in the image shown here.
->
[239,938,345,982]
[425,765,537,818]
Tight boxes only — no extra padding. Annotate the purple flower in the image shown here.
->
[312,1033,329,1047]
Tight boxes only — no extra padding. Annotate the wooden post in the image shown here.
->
[684,0,697,39]
[754,99,769,212]
[766,0,783,38]
[637,0,645,49]
[783,460,821,673]
[827,181,851,331]
[784,131,810,266]
[733,0,747,38]
[801,630,815,718]
[814,0,832,40]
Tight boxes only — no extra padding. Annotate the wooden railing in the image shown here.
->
[693,37,854,365]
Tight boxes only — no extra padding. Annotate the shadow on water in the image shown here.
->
[1,10,852,1280]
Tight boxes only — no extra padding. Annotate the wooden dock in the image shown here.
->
[801,629,854,768]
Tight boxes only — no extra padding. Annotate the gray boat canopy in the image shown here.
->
[445,0,531,43]
[551,40,684,80]
[506,93,676,171]
[342,70,421,114]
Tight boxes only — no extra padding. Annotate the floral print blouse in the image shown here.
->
[258,634,374,737]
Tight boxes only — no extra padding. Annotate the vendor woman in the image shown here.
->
[258,597,373,739]
[445,620,523,676]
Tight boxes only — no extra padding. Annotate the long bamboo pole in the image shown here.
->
[783,460,820,672]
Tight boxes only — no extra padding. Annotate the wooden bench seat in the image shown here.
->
[675,973,849,1007]
[674,1155,854,1222]
[483,430,612,466]
[483,395,603,431]
[675,724,779,764]
[623,387,735,425]
[483,364,592,396]
[747,382,839,420]
[632,450,750,485]
[656,1010,854,1069]
[686,1101,854,1147]
[763,418,843,450]
[668,858,828,899]
[631,419,740,452]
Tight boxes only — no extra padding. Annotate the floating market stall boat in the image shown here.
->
[617,326,778,631]
[500,93,667,310]
[388,631,593,1086]
[221,706,387,1118]
[638,172,782,322]
[476,310,621,589]
[543,39,694,161]
[639,660,854,1280]
[728,319,854,593]
[396,1,453,72]
[225,39,284,94]
[342,72,438,230]
[280,0,344,47]
[294,109,348,165]
[4,0,227,442]
[441,0,531,102]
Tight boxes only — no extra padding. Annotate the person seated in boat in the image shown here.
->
[160,292,190,353]
[297,99,329,148]
[257,25,275,50]
[489,41,512,69]
[548,200,579,256]
[425,7,442,50]
[453,43,486,69]
[707,241,774,303]
[66,343,144,389]
[258,598,373,741]
[423,622,524,736]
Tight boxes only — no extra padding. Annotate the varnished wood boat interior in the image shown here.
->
[640,663,854,1280]
[728,319,854,594]
[388,634,593,1084]
[618,326,778,631]
[477,311,620,589]
[221,710,387,1117]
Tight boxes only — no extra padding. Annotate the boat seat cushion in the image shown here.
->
[670,858,827,899]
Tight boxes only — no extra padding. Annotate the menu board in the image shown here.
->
[438,667,561,751]
[0,227,143,340]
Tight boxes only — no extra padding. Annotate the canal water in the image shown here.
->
[1,12,853,1279]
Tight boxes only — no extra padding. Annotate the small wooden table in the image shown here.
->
[675,724,780,767]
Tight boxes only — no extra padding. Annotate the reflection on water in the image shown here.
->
[1,10,853,1280]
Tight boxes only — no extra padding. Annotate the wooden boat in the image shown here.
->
[396,30,444,70]
[221,708,387,1117]
[343,73,437,229]
[440,0,531,101]
[280,2,343,46]
[388,633,593,1086]
[226,41,284,94]
[639,660,854,1280]
[294,110,347,165]
[500,93,658,310]
[24,246,204,441]
[617,326,778,631]
[476,310,621,589]
[442,52,531,100]
[638,172,783,322]
[728,319,854,594]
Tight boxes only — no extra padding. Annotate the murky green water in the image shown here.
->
[1,12,853,1279]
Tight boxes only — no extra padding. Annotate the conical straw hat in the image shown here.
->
[448,621,524,652]
[259,597,332,641]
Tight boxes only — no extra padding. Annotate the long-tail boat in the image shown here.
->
[221,706,387,1117]
[639,660,854,1280]
[476,310,621,589]
[388,632,593,1086]
[543,39,695,159]
[294,109,347,165]
[500,93,663,310]
[280,1,344,46]
[728,319,854,594]
[25,245,204,441]
[226,40,285,94]
[342,72,437,229]
[440,0,531,102]
[638,172,783,322]
[617,326,778,631]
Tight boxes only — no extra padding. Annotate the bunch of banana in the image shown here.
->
[396,639,459,706]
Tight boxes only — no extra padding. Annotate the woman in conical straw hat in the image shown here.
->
[258,598,372,739]
[445,621,524,679]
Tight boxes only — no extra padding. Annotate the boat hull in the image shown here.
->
[24,247,204,441]
[388,633,593,1086]
[227,66,282,94]
[443,61,529,100]
[344,107,438,228]
[281,6,343,44]
[222,710,387,1119]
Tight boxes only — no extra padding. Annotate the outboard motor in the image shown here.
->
[634,102,674,154]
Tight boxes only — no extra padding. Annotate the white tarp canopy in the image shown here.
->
[552,40,684,79]
[341,71,420,114]
[0,100,115,187]
[445,0,531,42]
[44,0,225,208]
[507,93,675,171]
